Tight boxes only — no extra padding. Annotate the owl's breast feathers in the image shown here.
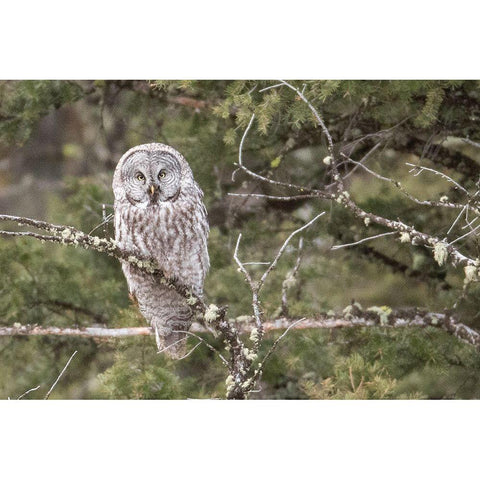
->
[114,186,209,294]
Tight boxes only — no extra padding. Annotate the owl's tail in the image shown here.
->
[152,319,191,359]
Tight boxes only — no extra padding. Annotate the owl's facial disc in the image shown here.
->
[122,150,182,208]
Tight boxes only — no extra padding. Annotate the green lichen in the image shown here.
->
[282,271,297,290]
[464,265,478,285]
[204,304,219,324]
[343,305,354,318]
[367,306,392,326]
[249,327,259,343]
[61,228,72,238]
[400,232,411,243]
[243,347,257,362]
[343,302,362,319]
[433,242,448,266]
[186,292,198,306]
[242,379,253,390]
[335,191,350,205]
[225,375,235,395]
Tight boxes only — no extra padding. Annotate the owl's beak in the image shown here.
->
[149,185,156,196]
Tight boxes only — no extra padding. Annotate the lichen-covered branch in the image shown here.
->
[0,213,253,398]
[234,83,480,277]
[230,212,324,398]
[2,309,479,349]
[0,213,207,311]
[225,82,480,398]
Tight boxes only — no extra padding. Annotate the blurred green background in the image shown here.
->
[1,80,480,399]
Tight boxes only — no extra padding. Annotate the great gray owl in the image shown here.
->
[112,143,209,358]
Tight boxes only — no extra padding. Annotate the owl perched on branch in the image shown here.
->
[112,143,209,358]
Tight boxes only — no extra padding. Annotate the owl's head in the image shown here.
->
[113,143,193,207]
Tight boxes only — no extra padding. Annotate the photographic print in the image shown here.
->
[1,80,480,400]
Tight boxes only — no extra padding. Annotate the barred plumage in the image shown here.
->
[112,143,209,358]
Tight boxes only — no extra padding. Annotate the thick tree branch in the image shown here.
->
[0,214,207,310]
[2,310,479,349]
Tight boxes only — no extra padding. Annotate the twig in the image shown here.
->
[281,237,304,317]
[88,213,113,236]
[448,222,480,246]
[341,142,383,181]
[176,341,202,361]
[228,193,322,202]
[258,83,285,93]
[349,366,356,392]
[278,80,334,157]
[258,213,325,290]
[406,162,469,194]
[155,335,189,356]
[447,204,468,235]
[461,137,480,149]
[232,113,328,195]
[238,113,256,168]
[252,318,307,386]
[341,154,474,215]
[17,385,41,400]
[0,325,154,337]
[44,350,77,399]
[174,330,229,367]
[331,232,397,250]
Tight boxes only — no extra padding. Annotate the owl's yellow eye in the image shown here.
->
[136,172,145,182]
[158,170,166,179]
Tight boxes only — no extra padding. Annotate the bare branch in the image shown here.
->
[258,212,325,290]
[448,222,480,246]
[331,232,397,251]
[341,141,384,181]
[228,193,322,202]
[258,83,285,93]
[252,317,307,386]
[461,137,480,149]
[44,350,77,400]
[233,233,256,292]
[0,325,154,337]
[447,204,469,235]
[176,341,202,361]
[341,154,474,215]
[335,194,476,268]
[278,80,334,157]
[238,113,256,169]
[174,329,229,367]
[232,112,333,197]
[17,385,41,400]
[3,309,480,352]
[406,162,469,195]
[231,211,325,397]
[281,237,304,317]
